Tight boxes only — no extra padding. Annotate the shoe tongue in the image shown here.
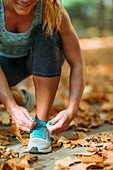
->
[35,119,46,128]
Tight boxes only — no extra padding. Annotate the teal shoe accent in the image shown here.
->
[26,119,51,153]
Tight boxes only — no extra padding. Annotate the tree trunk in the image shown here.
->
[98,0,105,36]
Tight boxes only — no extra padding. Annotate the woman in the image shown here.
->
[0,0,85,153]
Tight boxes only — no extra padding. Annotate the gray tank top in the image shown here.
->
[0,0,42,58]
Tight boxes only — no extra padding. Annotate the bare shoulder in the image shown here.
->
[59,5,74,35]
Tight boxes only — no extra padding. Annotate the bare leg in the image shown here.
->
[11,90,26,105]
[33,76,60,122]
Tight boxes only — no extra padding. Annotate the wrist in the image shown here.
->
[5,101,18,114]
[67,106,78,119]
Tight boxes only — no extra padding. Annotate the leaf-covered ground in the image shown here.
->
[0,36,113,169]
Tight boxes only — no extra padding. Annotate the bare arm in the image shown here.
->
[47,6,85,134]
[0,66,36,131]
[0,66,17,109]
[59,7,85,117]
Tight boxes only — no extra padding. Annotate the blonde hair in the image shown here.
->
[43,0,62,35]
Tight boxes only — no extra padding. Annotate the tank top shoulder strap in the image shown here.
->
[34,0,43,26]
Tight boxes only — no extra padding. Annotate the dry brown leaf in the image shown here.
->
[1,149,19,159]
[90,142,112,149]
[100,112,108,120]
[52,141,62,148]
[70,163,103,170]
[0,146,6,150]
[85,147,99,152]
[70,132,89,141]
[110,134,113,143]
[105,144,113,151]
[100,102,113,112]
[95,133,111,142]
[72,126,91,132]
[90,117,104,128]
[69,163,87,170]
[78,154,103,163]
[58,136,70,144]
[103,151,113,166]
[103,165,113,170]
[82,92,106,103]
[55,156,81,169]
[71,139,90,147]
[0,153,38,170]
[79,101,92,112]
[74,151,97,156]
[85,163,104,169]
[106,93,113,102]
[11,119,29,145]
[103,111,113,123]
[69,133,79,140]
[9,149,19,158]
[63,143,72,148]
[51,135,62,148]
[76,132,89,140]
[0,112,10,125]
[1,140,10,146]
[51,133,90,149]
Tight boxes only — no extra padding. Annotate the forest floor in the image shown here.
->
[0,36,113,169]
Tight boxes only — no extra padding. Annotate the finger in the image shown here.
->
[22,108,34,121]
[50,114,62,125]
[22,118,36,130]
[22,110,36,126]
[46,124,53,132]
[30,120,36,129]
[49,120,62,132]
[18,126,30,132]
[16,117,33,130]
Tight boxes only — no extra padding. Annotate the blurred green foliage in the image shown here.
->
[61,0,113,38]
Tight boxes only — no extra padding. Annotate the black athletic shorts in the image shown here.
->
[0,24,64,87]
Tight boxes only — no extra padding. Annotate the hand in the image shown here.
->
[47,109,74,135]
[9,105,36,132]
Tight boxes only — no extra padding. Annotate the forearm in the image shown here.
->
[0,67,35,131]
[0,66,17,112]
[67,61,85,117]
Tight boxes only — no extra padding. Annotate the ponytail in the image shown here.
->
[43,0,62,35]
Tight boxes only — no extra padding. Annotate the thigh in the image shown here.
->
[0,56,30,87]
[27,24,64,78]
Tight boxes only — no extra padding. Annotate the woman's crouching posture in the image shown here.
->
[0,0,85,153]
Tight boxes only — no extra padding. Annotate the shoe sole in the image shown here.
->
[28,146,52,154]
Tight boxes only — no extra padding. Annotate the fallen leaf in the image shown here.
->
[110,134,113,143]
[74,151,97,156]
[78,154,103,163]
[103,151,113,166]
[55,156,81,169]
[0,153,38,170]
[58,136,70,144]
[11,119,29,145]
[71,139,90,147]
[99,102,113,112]
[70,163,103,170]
[2,140,10,146]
